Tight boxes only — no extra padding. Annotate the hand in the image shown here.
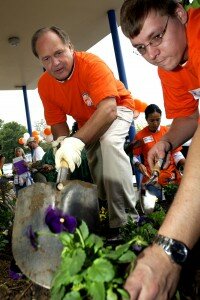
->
[55,137,85,172]
[148,141,172,171]
[137,163,150,178]
[42,164,54,172]
[124,244,181,300]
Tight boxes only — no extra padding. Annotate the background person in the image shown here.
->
[12,147,33,195]
[120,0,200,298]
[0,154,5,177]
[31,26,138,240]
[132,104,185,199]
[26,136,45,182]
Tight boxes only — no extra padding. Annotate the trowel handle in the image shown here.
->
[56,160,70,191]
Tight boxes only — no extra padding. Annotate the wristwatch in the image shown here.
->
[153,234,190,265]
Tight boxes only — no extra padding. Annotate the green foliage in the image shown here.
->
[0,121,27,162]
[163,183,179,201]
[0,177,16,251]
[183,0,200,10]
[0,119,4,129]
[50,221,135,300]
[120,206,166,244]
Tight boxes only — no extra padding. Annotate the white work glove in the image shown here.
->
[55,137,85,172]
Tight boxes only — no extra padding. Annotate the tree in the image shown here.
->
[0,119,4,130]
[0,122,27,163]
[34,119,47,132]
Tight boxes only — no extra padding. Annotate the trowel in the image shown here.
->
[140,158,164,214]
[12,162,99,289]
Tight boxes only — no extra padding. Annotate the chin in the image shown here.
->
[160,57,182,72]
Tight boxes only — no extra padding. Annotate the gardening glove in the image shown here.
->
[52,136,67,156]
[55,137,85,172]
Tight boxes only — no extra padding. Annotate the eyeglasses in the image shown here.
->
[133,16,170,56]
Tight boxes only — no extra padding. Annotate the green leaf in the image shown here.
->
[86,258,115,282]
[118,250,136,263]
[51,284,66,300]
[59,232,73,246]
[105,242,131,260]
[87,281,105,300]
[175,290,180,300]
[107,287,118,300]
[52,249,86,289]
[51,267,71,288]
[63,291,82,300]
[64,248,86,276]
[117,288,130,299]
[85,233,104,252]
[78,221,89,241]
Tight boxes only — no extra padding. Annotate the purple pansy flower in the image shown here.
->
[27,225,39,250]
[132,244,143,253]
[9,269,24,280]
[136,215,150,227]
[45,206,77,234]
[9,259,25,280]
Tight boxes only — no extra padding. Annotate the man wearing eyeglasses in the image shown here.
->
[120,0,200,299]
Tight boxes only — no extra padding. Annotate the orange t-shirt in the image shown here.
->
[133,126,182,186]
[38,51,135,128]
[158,8,200,119]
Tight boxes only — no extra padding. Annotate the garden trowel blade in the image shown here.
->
[12,180,99,289]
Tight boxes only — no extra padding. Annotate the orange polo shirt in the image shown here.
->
[158,8,200,119]
[38,51,135,128]
[133,126,182,186]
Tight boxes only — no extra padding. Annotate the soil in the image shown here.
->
[0,252,50,300]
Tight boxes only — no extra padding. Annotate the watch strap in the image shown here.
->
[153,234,190,265]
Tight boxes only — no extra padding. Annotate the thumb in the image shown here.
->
[55,149,62,170]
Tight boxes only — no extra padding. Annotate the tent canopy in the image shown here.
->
[0,0,123,90]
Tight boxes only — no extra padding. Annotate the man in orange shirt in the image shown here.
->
[120,1,200,299]
[31,26,138,240]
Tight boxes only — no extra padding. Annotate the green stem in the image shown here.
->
[76,228,85,248]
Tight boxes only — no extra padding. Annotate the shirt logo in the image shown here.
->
[189,88,200,100]
[143,136,154,143]
[82,93,93,106]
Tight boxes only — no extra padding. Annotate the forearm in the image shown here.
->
[51,123,70,140]
[74,98,117,144]
[160,110,198,149]
[159,125,200,249]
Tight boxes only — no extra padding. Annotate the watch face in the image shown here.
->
[170,242,188,264]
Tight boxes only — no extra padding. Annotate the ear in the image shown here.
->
[175,3,188,24]
[68,42,74,52]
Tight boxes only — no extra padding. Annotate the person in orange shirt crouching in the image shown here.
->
[132,104,185,200]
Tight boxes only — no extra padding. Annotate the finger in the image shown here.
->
[145,171,150,178]
[162,152,171,169]
[76,156,82,168]
[124,278,141,300]
[67,160,75,173]
[55,150,62,169]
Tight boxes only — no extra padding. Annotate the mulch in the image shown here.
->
[0,253,50,300]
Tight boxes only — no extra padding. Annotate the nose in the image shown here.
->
[146,45,160,60]
[51,56,60,66]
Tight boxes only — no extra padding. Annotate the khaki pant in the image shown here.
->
[86,106,138,228]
